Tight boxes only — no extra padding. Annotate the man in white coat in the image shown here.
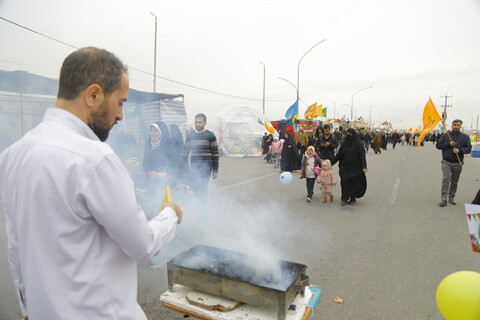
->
[0,47,183,320]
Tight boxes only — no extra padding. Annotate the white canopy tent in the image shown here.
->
[215,106,277,157]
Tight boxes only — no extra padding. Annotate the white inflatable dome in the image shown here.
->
[215,106,277,157]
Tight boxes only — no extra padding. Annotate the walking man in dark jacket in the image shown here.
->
[362,131,372,152]
[391,131,400,149]
[436,119,472,207]
[315,125,338,162]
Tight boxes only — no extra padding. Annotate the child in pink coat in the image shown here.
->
[268,137,283,168]
[316,159,337,203]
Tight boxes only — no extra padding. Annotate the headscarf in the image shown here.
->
[314,127,322,139]
[322,159,332,170]
[169,124,184,152]
[335,128,364,166]
[344,128,362,148]
[149,123,162,149]
[283,132,295,147]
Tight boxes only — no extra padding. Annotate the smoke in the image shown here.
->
[0,89,304,290]
[106,118,305,290]
[0,93,56,153]
[151,175,304,290]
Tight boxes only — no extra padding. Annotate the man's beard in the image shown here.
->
[90,122,111,142]
[89,102,113,142]
[195,125,205,131]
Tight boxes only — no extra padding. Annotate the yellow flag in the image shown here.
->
[264,121,275,133]
[304,102,317,120]
[313,104,323,118]
[417,97,441,147]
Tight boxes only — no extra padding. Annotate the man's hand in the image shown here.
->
[453,148,460,154]
[363,168,368,173]
[161,203,183,224]
[450,141,457,146]
[212,173,218,179]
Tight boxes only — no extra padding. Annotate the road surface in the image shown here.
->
[1,142,479,319]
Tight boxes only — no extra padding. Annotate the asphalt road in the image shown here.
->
[1,142,479,320]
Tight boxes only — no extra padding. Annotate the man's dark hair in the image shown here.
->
[452,119,463,125]
[195,113,207,122]
[323,124,331,130]
[57,47,128,100]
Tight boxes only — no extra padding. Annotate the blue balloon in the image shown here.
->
[279,172,293,184]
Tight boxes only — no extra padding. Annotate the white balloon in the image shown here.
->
[279,172,293,184]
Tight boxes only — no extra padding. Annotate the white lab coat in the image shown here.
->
[0,107,177,320]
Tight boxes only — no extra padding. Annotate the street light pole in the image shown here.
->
[351,86,372,120]
[278,77,298,96]
[342,104,351,118]
[342,104,351,122]
[369,106,374,123]
[150,12,157,93]
[297,39,326,108]
[260,62,266,115]
[329,100,336,119]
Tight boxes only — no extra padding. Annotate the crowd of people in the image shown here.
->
[262,124,368,206]
[262,123,478,207]
[0,46,478,320]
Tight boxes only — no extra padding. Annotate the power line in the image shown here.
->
[127,65,285,101]
[0,57,288,101]
[0,17,78,50]
[0,16,288,102]
[0,59,58,71]
[454,72,480,94]
[449,51,480,92]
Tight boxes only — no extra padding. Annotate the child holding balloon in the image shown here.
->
[300,146,322,202]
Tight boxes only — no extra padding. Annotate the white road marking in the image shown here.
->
[390,178,401,204]
[217,173,277,190]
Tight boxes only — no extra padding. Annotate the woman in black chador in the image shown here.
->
[280,131,301,172]
[331,128,368,205]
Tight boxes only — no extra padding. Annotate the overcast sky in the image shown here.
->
[1,0,479,130]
